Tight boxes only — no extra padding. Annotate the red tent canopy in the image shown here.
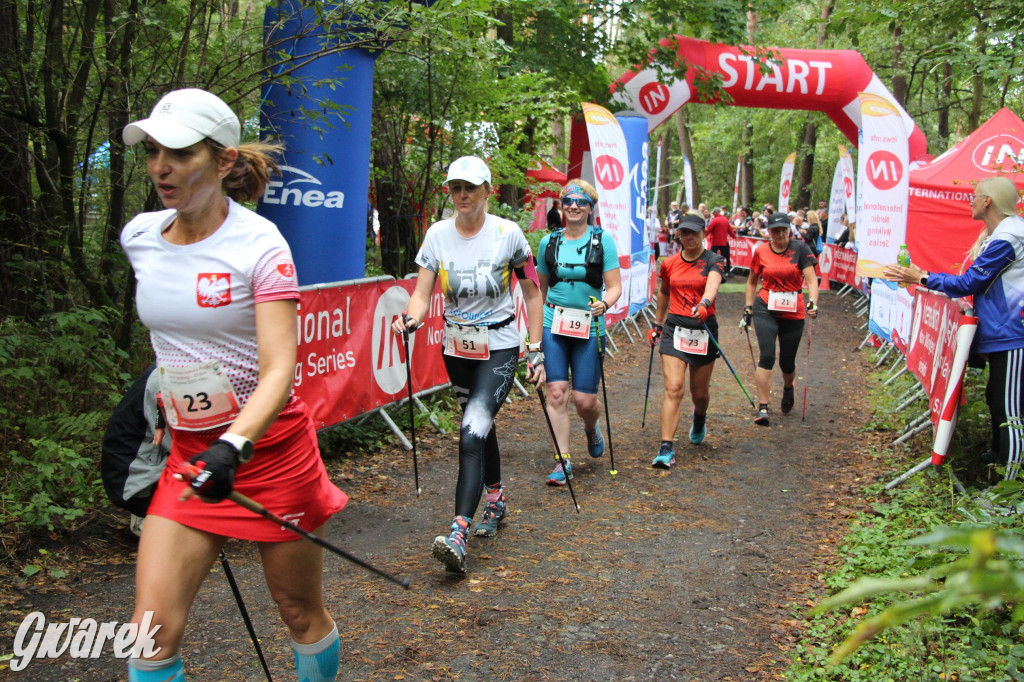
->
[525,158,567,200]
[907,108,1024,274]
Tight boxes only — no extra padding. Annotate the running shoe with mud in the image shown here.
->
[754,406,770,426]
[432,516,470,573]
[651,442,676,469]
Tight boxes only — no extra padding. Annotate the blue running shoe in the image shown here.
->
[651,443,676,469]
[547,459,573,486]
[586,423,605,458]
[432,516,469,573]
[474,495,507,537]
[689,421,706,445]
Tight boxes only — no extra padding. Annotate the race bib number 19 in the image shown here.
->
[444,322,490,360]
[551,306,592,339]
[159,361,241,431]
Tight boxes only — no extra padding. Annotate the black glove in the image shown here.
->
[739,306,753,329]
[187,440,239,501]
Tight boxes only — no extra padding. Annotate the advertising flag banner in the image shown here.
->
[855,92,910,278]
[839,144,857,220]
[583,103,633,323]
[617,113,650,258]
[868,279,913,348]
[733,155,741,214]
[827,159,846,242]
[778,151,797,213]
[683,155,694,209]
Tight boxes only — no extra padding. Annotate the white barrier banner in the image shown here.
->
[778,151,797,213]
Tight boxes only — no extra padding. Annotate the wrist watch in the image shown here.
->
[218,432,254,463]
[527,342,542,352]
[919,272,929,286]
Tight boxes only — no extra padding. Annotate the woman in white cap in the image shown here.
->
[120,88,347,682]
[535,179,621,485]
[885,176,1024,479]
[391,156,545,574]
[740,211,819,426]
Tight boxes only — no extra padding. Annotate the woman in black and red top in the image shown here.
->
[648,213,726,468]
[741,211,819,426]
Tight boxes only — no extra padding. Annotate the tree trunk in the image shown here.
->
[969,13,988,131]
[741,123,754,208]
[658,128,672,220]
[551,116,565,172]
[937,62,952,149]
[674,108,699,207]
[796,122,817,210]
[892,27,907,106]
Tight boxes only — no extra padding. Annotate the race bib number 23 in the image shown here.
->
[159,361,241,431]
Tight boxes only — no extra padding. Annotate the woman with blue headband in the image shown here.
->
[535,179,621,485]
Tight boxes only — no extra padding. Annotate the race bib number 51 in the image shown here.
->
[444,322,490,360]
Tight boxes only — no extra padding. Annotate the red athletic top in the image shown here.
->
[706,215,734,247]
[750,240,817,320]
[660,249,726,315]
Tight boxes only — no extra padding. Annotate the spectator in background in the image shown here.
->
[706,206,735,278]
[698,203,711,224]
[884,176,1024,480]
[803,210,822,258]
[546,201,562,230]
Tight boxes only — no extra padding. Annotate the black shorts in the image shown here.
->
[659,313,719,367]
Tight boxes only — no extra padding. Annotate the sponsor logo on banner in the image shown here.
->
[261,165,345,209]
[818,245,833,276]
[780,179,791,199]
[638,82,671,115]
[971,133,1024,172]
[197,273,231,308]
[594,155,625,189]
[866,150,903,190]
[371,287,413,396]
[583,107,617,125]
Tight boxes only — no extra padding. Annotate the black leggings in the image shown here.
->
[753,301,804,373]
[442,347,519,519]
[711,244,731,271]
[986,348,1024,479]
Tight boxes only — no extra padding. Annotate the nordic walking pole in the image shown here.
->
[219,551,273,682]
[802,317,813,422]
[536,387,581,513]
[402,314,421,495]
[702,321,757,409]
[182,467,412,588]
[744,326,757,375]
[590,297,617,476]
[641,342,656,429]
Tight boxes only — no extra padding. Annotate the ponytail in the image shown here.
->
[207,139,284,203]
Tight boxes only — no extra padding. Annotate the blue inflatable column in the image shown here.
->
[258,1,377,285]
[616,112,650,313]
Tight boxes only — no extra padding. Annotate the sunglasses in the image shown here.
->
[561,196,593,208]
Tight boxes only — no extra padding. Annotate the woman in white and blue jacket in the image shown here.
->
[885,176,1024,479]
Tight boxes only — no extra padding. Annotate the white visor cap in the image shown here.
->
[123,88,240,149]
[445,156,491,186]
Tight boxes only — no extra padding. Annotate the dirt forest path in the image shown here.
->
[2,288,886,682]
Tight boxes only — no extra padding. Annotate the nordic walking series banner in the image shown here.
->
[778,151,797,213]
[904,289,972,425]
[583,102,633,325]
[855,92,910,279]
[839,144,857,222]
[293,276,528,430]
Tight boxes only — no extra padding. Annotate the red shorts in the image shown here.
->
[148,399,348,542]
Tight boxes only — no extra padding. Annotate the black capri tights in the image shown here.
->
[753,301,805,373]
[441,347,519,519]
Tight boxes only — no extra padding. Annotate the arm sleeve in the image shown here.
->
[927,239,1017,298]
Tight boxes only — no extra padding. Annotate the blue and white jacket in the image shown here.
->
[926,215,1024,353]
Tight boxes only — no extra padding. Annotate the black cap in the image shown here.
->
[765,211,791,229]
[678,214,706,231]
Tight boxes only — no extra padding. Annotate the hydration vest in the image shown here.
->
[544,227,605,289]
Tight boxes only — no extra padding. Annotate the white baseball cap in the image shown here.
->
[123,89,241,149]
[445,156,491,186]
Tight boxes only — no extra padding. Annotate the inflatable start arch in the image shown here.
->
[611,36,927,161]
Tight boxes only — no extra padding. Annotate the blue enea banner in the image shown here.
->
[617,112,649,313]
[259,0,377,285]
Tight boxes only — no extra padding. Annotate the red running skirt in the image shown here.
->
[147,398,348,542]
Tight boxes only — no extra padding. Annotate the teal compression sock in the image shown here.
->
[293,621,340,682]
[128,654,185,681]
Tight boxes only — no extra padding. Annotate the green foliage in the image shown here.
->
[787,356,1024,681]
[0,309,129,537]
